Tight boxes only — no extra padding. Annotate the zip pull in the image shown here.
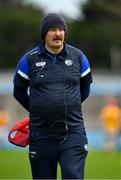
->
[65,124,68,131]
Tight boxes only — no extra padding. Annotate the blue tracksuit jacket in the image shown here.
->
[13,43,92,133]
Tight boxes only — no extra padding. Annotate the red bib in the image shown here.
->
[8,118,30,147]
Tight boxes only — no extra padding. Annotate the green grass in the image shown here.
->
[85,150,121,179]
[0,149,121,179]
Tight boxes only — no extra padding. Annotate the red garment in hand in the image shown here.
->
[8,118,30,147]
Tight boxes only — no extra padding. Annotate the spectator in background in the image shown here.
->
[0,110,10,147]
[100,97,121,152]
[117,107,121,150]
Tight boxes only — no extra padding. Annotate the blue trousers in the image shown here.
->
[29,131,88,180]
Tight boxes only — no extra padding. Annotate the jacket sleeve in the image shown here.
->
[13,84,30,111]
[13,54,30,111]
[80,82,90,103]
[80,53,92,102]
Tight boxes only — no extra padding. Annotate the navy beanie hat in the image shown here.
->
[40,13,67,40]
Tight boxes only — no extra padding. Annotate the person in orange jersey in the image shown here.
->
[100,97,121,152]
[0,110,9,126]
[0,110,10,147]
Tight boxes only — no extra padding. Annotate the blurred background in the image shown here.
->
[0,0,121,179]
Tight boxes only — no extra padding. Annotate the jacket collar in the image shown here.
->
[38,42,68,56]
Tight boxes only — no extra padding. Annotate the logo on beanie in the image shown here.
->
[65,59,73,66]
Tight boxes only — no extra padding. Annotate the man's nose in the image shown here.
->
[55,29,61,35]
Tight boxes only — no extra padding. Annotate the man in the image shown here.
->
[13,13,92,180]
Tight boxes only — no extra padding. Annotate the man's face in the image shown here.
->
[45,28,65,51]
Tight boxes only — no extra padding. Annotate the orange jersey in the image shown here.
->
[100,105,121,133]
[0,111,9,126]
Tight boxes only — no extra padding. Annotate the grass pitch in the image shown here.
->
[0,149,120,179]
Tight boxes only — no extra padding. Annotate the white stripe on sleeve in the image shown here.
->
[17,70,29,80]
[81,67,90,77]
